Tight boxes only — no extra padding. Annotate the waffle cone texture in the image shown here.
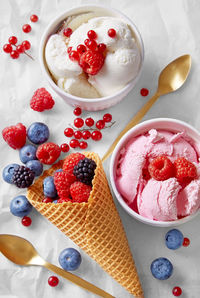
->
[27,152,143,297]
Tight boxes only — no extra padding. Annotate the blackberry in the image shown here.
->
[12,165,35,188]
[73,158,96,185]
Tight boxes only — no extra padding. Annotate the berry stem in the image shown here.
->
[69,121,116,132]
[13,44,34,60]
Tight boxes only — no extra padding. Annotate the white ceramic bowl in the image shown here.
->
[110,118,200,227]
[39,5,144,111]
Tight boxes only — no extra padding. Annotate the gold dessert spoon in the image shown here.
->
[102,54,191,162]
[0,234,114,298]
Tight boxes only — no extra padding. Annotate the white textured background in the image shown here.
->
[1,0,200,297]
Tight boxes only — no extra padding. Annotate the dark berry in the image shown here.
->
[12,165,35,188]
[73,158,96,185]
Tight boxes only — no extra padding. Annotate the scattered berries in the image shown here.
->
[73,107,82,116]
[12,165,35,188]
[91,130,102,141]
[174,157,197,182]
[172,286,182,296]
[30,14,38,22]
[96,120,105,130]
[22,24,32,33]
[3,44,12,53]
[140,88,149,97]
[63,153,85,177]
[103,113,112,122]
[79,50,104,75]
[2,123,26,149]
[63,27,72,37]
[87,30,97,40]
[54,171,75,200]
[9,36,18,45]
[108,28,116,38]
[64,128,74,137]
[69,139,79,148]
[79,141,88,149]
[148,156,174,181]
[36,142,61,165]
[74,118,84,128]
[60,143,70,153]
[85,117,94,127]
[21,216,32,226]
[73,158,96,185]
[10,50,19,59]
[30,88,55,112]
[70,181,92,203]
[182,237,190,247]
[48,276,59,287]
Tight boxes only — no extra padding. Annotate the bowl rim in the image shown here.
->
[39,4,144,103]
[110,118,200,227]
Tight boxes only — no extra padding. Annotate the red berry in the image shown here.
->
[82,130,91,140]
[77,44,86,54]
[74,118,84,128]
[172,286,182,296]
[22,24,32,33]
[64,127,74,137]
[48,276,59,287]
[54,171,75,199]
[63,152,85,176]
[74,130,82,139]
[87,40,97,51]
[60,143,70,152]
[42,197,53,203]
[84,39,90,47]
[79,50,104,75]
[70,181,92,203]
[108,28,116,38]
[174,157,197,182]
[87,30,97,40]
[96,120,105,130]
[16,44,25,53]
[9,36,17,45]
[30,14,38,22]
[22,40,31,50]
[85,117,94,127]
[2,123,26,149]
[73,107,82,116]
[69,139,79,148]
[30,88,55,112]
[3,43,12,53]
[79,141,88,149]
[67,46,72,54]
[148,155,174,181]
[91,130,102,141]
[103,113,112,122]
[183,237,190,247]
[140,88,149,97]
[63,27,72,37]
[10,50,19,59]
[69,50,79,61]
[21,216,32,227]
[98,43,106,53]
[36,142,61,165]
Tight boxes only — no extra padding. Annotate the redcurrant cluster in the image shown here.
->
[2,14,38,60]
[60,107,114,152]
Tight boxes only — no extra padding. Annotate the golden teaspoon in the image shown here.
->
[0,234,114,298]
[102,54,191,162]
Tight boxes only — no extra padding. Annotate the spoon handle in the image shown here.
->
[44,261,115,298]
[102,92,160,163]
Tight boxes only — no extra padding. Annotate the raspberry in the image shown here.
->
[2,123,26,149]
[174,157,197,182]
[70,181,92,203]
[148,156,174,181]
[36,142,61,165]
[54,171,75,200]
[79,50,104,75]
[62,153,85,178]
[73,158,96,185]
[30,88,55,112]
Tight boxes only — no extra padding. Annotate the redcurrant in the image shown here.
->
[48,276,59,287]
[87,30,97,40]
[85,117,94,127]
[69,50,79,61]
[63,27,72,37]
[64,128,74,137]
[70,139,79,148]
[77,44,86,54]
[103,113,112,122]
[67,46,72,54]
[91,131,102,141]
[96,120,105,130]
[183,237,190,247]
[98,43,106,53]
[16,44,25,53]
[42,197,53,203]
[10,50,19,59]
[22,40,31,50]
[9,36,18,45]
[22,24,32,33]
[30,14,38,22]
[21,216,32,226]
[73,107,82,116]
[3,44,12,53]
[82,130,91,140]
[74,130,82,139]
[108,28,116,38]
[74,118,84,128]
[84,39,90,47]
[79,141,88,149]
[172,286,182,296]
[87,40,97,51]
[60,143,70,152]
[140,88,149,96]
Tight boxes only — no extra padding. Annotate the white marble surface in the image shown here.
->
[1,0,200,297]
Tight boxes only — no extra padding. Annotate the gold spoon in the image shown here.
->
[0,234,114,298]
[102,54,191,162]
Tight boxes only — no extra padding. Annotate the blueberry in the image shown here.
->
[10,195,32,217]
[19,145,37,164]
[165,229,184,250]
[55,169,63,174]
[150,257,173,280]
[43,176,57,198]
[2,163,20,184]
[26,160,43,176]
[53,200,58,203]
[59,248,82,271]
[27,122,49,144]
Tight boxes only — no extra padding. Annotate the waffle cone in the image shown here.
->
[27,152,143,297]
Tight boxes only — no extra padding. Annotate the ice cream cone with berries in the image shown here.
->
[27,152,143,297]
